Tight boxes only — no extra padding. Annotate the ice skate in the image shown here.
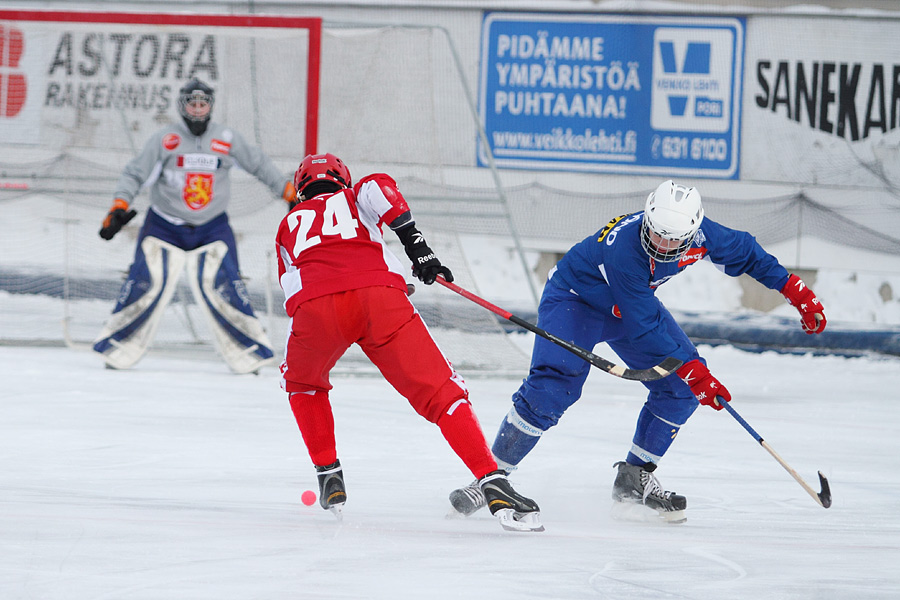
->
[448,479,486,516]
[611,461,686,524]
[479,470,543,532]
[316,460,346,519]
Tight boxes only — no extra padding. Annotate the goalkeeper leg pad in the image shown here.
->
[185,241,275,374]
[93,237,187,369]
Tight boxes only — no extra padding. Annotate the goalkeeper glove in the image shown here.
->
[99,199,137,240]
[283,180,299,211]
[781,273,826,334]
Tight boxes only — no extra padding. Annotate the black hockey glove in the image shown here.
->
[99,199,137,240]
[394,222,453,285]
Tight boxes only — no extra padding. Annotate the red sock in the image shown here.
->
[437,399,497,479]
[288,391,337,467]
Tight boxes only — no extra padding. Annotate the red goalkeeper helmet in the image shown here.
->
[293,153,351,199]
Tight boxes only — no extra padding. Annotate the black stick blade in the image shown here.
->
[817,471,832,508]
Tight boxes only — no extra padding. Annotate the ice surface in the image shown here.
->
[3,144,900,598]
[2,343,899,599]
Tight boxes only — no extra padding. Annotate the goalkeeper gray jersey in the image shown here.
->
[113,121,288,226]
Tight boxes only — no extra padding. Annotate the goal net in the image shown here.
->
[0,11,320,357]
[0,13,535,375]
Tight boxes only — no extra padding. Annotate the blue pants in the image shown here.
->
[111,210,246,315]
[493,279,701,469]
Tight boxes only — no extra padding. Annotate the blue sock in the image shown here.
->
[626,406,680,466]
[491,406,544,472]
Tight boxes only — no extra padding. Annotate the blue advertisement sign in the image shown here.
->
[478,13,745,179]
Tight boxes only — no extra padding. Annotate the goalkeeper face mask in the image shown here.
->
[178,78,215,136]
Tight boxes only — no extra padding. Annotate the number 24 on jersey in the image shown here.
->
[287,193,360,256]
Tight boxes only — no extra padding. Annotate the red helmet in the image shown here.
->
[293,153,351,198]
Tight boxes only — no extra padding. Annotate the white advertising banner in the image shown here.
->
[0,12,319,161]
[742,16,900,186]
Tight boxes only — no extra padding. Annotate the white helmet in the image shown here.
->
[640,180,704,262]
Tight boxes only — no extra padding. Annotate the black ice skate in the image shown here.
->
[448,479,487,516]
[612,461,686,524]
[479,470,543,532]
[316,459,346,518]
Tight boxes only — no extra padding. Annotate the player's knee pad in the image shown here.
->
[408,372,468,423]
[508,378,577,431]
[643,388,698,425]
[186,241,275,374]
[93,236,186,369]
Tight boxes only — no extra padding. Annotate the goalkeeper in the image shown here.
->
[93,78,296,373]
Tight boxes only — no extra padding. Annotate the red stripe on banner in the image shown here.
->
[0,10,321,29]
[0,10,322,155]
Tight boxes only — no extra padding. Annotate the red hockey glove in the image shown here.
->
[676,359,731,411]
[99,198,137,241]
[781,274,826,334]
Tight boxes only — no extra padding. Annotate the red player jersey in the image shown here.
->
[276,174,411,315]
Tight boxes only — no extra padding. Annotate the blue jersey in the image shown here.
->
[550,212,790,363]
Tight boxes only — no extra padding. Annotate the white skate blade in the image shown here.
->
[445,506,468,520]
[494,508,545,532]
[327,503,344,521]
[447,499,484,518]
[610,500,686,525]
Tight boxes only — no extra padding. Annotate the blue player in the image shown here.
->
[449,180,826,523]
